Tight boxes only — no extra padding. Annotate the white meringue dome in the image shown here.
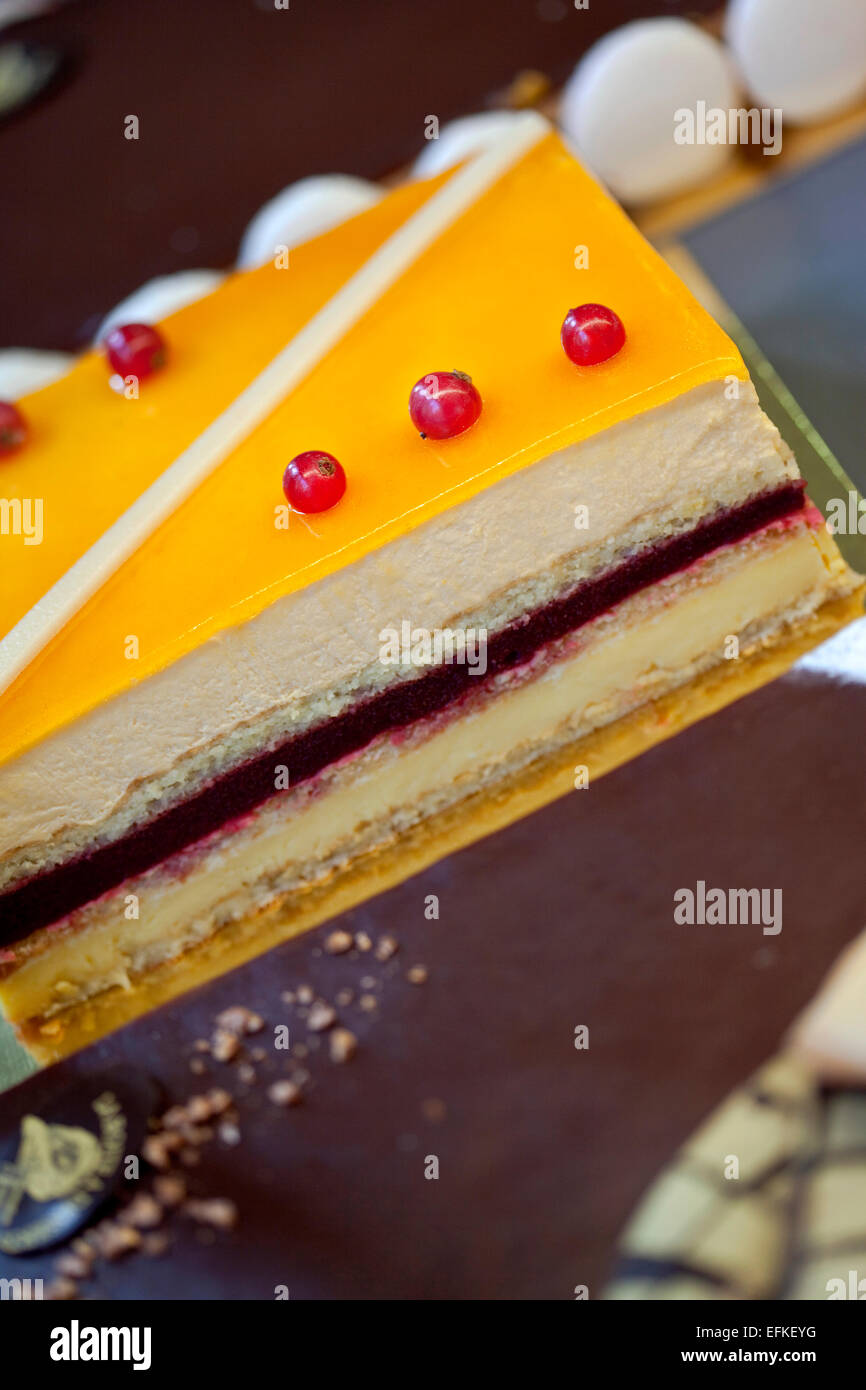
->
[95,270,226,345]
[237,175,382,270]
[0,349,74,399]
[726,0,866,124]
[411,111,545,178]
[559,18,739,206]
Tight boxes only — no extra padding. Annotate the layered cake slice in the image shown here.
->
[0,116,860,1058]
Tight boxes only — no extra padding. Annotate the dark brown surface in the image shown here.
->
[0,480,805,946]
[1,0,718,351]
[1,663,864,1299]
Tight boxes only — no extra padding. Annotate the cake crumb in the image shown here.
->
[330,1028,358,1064]
[215,1005,263,1035]
[160,1105,189,1130]
[359,994,377,1012]
[206,1087,233,1115]
[374,934,399,962]
[124,1193,163,1230]
[296,985,314,1005]
[335,988,354,1007]
[268,1079,303,1107]
[354,931,372,952]
[211,1028,240,1063]
[190,1058,207,1075]
[186,1094,213,1123]
[143,1132,182,1170]
[154,1174,186,1208]
[218,1119,241,1146]
[407,965,428,985]
[184,1198,238,1230]
[307,1000,336,1033]
[325,929,354,955]
[97,1223,142,1260]
[55,1251,92,1280]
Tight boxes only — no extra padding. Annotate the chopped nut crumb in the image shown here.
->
[281,990,295,1005]
[296,984,314,1005]
[325,929,354,955]
[250,1047,266,1063]
[354,931,372,952]
[190,1058,206,1075]
[183,1198,238,1230]
[307,1000,337,1032]
[374,934,399,962]
[237,1063,256,1085]
[329,1028,358,1064]
[360,975,377,992]
[359,994,377,1012]
[193,1038,211,1053]
[179,1146,201,1167]
[268,1079,302,1107]
[407,965,428,985]
[335,988,354,1007]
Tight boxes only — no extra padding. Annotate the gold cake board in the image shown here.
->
[19,587,863,1067]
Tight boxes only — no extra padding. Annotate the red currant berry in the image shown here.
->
[104,323,168,380]
[282,451,347,514]
[561,304,626,367]
[0,401,27,457]
[409,370,482,441]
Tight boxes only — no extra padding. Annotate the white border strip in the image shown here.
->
[0,113,548,698]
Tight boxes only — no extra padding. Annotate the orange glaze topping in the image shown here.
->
[0,132,745,767]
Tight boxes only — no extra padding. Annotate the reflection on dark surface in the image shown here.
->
[684,138,866,491]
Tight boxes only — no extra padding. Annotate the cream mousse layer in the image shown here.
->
[0,379,799,885]
[0,515,851,1026]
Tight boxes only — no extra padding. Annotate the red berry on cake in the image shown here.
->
[561,304,626,366]
[103,323,168,380]
[283,451,347,513]
[409,370,482,440]
[0,401,27,456]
